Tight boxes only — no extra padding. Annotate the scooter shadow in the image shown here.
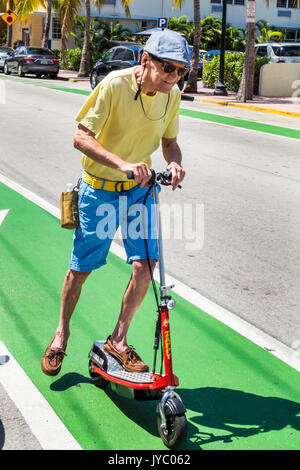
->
[51,375,300,450]
[50,372,161,439]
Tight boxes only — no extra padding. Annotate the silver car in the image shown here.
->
[255,43,300,64]
[0,47,14,71]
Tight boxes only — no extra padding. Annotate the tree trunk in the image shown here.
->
[237,20,255,100]
[184,0,201,93]
[42,0,52,48]
[60,1,71,70]
[78,0,91,77]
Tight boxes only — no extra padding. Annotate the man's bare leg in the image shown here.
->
[51,269,91,350]
[109,259,156,352]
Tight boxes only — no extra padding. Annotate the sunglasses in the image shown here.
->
[149,54,189,77]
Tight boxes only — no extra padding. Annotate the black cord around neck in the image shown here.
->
[139,92,170,121]
[134,64,170,121]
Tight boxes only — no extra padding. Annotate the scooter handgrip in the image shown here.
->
[127,171,134,180]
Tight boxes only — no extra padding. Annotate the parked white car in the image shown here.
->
[255,43,300,63]
[0,46,14,71]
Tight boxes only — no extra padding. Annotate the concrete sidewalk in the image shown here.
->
[58,69,300,118]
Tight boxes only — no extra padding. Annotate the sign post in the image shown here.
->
[157,17,168,29]
[1,9,18,47]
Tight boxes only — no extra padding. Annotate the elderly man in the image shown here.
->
[42,29,188,376]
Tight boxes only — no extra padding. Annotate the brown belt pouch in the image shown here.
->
[60,180,80,229]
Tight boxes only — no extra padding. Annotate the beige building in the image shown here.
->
[0,5,65,49]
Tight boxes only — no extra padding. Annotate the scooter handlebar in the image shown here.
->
[126,169,178,187]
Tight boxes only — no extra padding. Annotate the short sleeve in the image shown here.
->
[162,88,181,139]
[75,82,112,135]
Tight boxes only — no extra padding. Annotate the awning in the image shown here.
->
[272,24,300,29]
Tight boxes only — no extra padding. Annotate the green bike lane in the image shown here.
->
[1,181,300,450]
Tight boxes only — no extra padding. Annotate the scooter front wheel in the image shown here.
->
[88,360,108,389]
[157,408,188,449]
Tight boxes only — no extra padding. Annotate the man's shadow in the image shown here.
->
[51,374,300,449]
[180,386,300,448]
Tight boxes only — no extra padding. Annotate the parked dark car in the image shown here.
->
[188,46,207,78]
[90,44,185,91]
[0,47,14,71]
[90,44,142,89]
[3,46,60,78]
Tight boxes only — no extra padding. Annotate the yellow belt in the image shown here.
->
[82,171,138,192]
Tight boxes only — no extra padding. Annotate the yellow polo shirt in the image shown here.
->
[75,67,181,181]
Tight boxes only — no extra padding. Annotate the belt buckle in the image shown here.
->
[115,181,124,192]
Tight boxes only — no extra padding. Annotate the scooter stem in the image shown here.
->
[152,183,167,304]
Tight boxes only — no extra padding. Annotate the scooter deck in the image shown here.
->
[89,340,155,384]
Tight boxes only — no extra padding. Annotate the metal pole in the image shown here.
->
[7,0,14,47]
[214,0,228,96]
[152,184,166,292]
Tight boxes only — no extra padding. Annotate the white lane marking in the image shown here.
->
[0,209,9,227]
[1,172,300,378]
[0,341,82,450]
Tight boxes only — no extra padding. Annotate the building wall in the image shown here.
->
[88,0,300,33]
[4,0,300,49]
[259,62,300,96]
[11,13,43,47]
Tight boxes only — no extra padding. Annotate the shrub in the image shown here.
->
[203,52,268,94]
[63,47,82,71]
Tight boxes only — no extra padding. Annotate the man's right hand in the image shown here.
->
[121,162,152,188]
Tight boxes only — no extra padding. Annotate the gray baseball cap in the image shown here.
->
[143,29,190,67]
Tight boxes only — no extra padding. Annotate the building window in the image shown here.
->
[211,0,245,4]
[102,0,116,4]
[277,0,298,7]
[52,17,61,39]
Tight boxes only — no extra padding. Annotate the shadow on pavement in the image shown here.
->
[50,373,300,450]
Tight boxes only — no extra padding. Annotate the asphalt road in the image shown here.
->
[0,75,299,347]
[0,74,300,449]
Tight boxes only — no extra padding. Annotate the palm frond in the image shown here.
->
[16,0,45,21]
[172,0,185,9]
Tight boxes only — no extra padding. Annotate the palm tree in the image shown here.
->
[238,0,299,101]
[226,25,246,52]
[200,16,222,50]
[173,0,201,94]
[42,0,52,47]
[184,0,200,93]
[59,0,81,69]
[255,19,283,43]
[77,0,133,77]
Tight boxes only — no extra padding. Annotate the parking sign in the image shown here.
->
[157,17,168,29]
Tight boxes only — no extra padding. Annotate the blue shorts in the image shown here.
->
[69,180,159,272]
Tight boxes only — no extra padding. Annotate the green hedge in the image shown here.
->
[52,48,106,72]
[203,53,268,94]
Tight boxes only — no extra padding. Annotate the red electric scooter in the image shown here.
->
[88,169,187,449]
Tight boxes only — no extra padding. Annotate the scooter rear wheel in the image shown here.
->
[88,360,108,389]
[157,410,188,449]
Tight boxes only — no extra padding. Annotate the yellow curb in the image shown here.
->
[202,97,300,119]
